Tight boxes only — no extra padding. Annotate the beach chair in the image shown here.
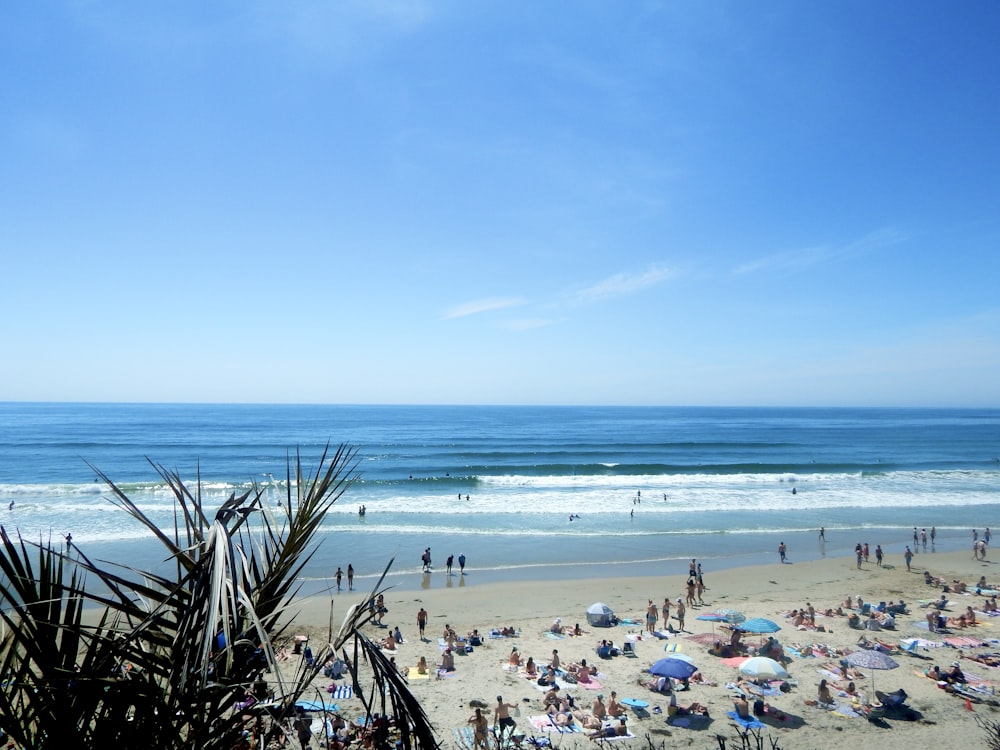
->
[622,642,636,658]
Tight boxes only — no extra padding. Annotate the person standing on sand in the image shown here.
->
[417,607,428,641]
[459,553,466,574]
[675,598,686,632]
[778,542,787,563]
[904,546,914,571]
[819,526,825,541]
[347,564,354,590]
[468,707,488,750]
[875,544,883,567]
[931,526,936,544]
[495,696,518,738]
[446,555,454,575]
[662,598,671,630]
[645,600,658,634]
[335,567,343,591]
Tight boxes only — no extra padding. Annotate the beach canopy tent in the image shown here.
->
[586,602,617,627]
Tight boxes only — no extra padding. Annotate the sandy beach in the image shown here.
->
[286,547,999,748]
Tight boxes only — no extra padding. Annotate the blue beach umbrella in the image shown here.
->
[696,613,727,623]
[738,618,781,634]
[648,657,698,680]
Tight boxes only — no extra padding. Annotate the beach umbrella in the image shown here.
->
[738,618,781,634]
[648,657,698,680]
[695,613,727,634]
[737,656,789,681]
[696,613,727,623]
[845,649,899,693]
[586,602,616,628]
[660,652,695,664]
[717,609,746,625]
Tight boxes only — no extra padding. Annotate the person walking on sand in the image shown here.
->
[778,542,787,563]
[495,696,518,738]
[875,544,883,567]
[819,526,825,541]
[347,564,354,590]
[447,555,454,575]
[335,567,343,591]
[417,607,428,641]
[904,546,914,571]
[459,553,466,574]
[675,599,686,632]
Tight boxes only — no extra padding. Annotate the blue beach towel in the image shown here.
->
[296,700,339,712]
[327,684,353,700]
[726,711,765,730]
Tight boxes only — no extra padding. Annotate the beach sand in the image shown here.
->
[290,549,998,748]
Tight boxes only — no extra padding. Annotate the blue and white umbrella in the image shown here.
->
[738,618,781,634]
[737,656,789,681]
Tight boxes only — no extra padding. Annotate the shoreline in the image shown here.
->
[294,526,981,596]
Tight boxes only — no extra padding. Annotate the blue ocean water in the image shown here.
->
[1,403,998,592]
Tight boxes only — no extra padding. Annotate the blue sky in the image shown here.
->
[2,1,998,406]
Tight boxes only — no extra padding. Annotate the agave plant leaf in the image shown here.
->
[0,444,441,750]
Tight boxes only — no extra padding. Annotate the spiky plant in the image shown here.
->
[0,444,439,750]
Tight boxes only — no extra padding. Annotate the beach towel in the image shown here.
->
[663,642,681,653]
[577,678,603,691]
[594,725,636,741]
[296,700,339,712]
[618,618,642,626]
[529,716,582,733]
[726,711,765,730]
[406,667,429,680]
[945,635,985,648]
[831,703,862,719]
[545,632,567,640]
[743,683,781,698]
[685,633,720,646]
[900,637,944,651]
[452,726,476,749]
[326,685,353,700]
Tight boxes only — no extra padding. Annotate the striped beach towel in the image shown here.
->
[327,684,353,700]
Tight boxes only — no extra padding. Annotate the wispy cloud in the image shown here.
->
[571,264,676,305]
[442,297,525,320]
[499,318,557,331]
[734,227,906,276]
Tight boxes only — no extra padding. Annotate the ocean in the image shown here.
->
[1,403,998,594]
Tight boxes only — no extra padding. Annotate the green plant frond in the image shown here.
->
[1,444,441,750]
